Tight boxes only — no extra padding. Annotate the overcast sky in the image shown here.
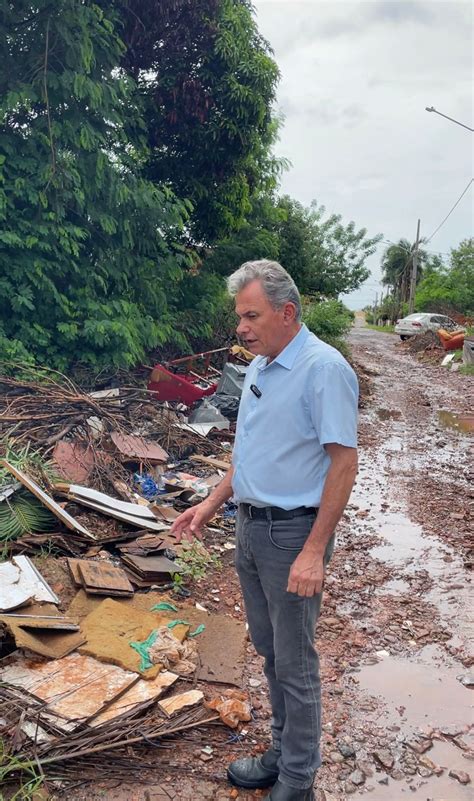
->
[253,0,473,309]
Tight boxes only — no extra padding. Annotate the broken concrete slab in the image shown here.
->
[78,597,188,678]
[159,689,204,716]
[89,670,178,727]
[0,652,138,726]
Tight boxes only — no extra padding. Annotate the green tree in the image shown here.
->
[380,238,427,310]
[415,238,474,315]
[0,1,200,369]
[105,0,281,244]
[277,197,381,297]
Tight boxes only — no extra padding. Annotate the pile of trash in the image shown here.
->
[0,352,253,791]
[405,330,443,355]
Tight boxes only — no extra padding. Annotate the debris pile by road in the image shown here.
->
[0,355,252,793]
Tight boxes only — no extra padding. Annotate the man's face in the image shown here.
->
[235,279,295,360]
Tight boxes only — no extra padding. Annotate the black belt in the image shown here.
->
[241,504,317,521]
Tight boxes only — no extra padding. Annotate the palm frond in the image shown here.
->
[0,490,56,542]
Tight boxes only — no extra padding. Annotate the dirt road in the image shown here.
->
[64,325,473,801]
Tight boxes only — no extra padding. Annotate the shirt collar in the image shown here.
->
[257,324,310,371]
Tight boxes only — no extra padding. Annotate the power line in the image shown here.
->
[425,178,473,244]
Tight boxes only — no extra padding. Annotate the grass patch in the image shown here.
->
[364,324,395,333]
[459,364,474,376]
[0,738,45,800]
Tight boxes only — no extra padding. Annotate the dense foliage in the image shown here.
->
[205,195,381,298]
[0,1,378,370]
[415,238,474,317]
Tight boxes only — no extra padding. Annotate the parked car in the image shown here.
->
[395,313,465,340]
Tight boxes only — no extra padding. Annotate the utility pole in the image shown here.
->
[373,292,378,325]
[408,219,421,315]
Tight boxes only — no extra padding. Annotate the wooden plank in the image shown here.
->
[77,560,134,596]
[190,454,232,471]
[1,461,95,539]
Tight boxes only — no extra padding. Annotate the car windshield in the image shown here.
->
[404,314,426,320]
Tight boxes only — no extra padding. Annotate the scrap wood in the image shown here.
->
[67,558,133,597]
[190,454,232,471]
[0,367,142,451]
[1,690,220,770]
[119,553,181,581]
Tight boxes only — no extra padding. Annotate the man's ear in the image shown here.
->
[283,302,297,323]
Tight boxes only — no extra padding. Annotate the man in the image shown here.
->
[171,260,358,801]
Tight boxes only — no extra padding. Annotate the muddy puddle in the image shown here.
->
[438,410,474,435]
[354,645,473,800]
[376,408,402,421]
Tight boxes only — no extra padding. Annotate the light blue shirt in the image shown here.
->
[232,324,358,509]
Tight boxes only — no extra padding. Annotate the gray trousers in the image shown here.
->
[235,508,334,790]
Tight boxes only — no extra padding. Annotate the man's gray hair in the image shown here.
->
[227,259,302,321]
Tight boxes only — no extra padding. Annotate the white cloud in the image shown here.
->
[254,0,473,308]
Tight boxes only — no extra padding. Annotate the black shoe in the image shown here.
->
[227,747,280,789]
[263,780,314,800]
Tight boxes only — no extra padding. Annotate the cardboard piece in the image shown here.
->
[159,689,203,716]
[0,652,138,726]
[90,670,178,727]
[1,461,94,539]
[78,597,189,678]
